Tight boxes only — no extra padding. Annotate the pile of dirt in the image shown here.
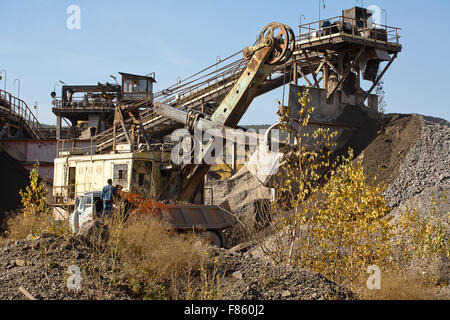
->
[213,248,354,300]
[0,234,354,300]
[359,114,423,187]
[0,236,133,300]
[383,117,450,207]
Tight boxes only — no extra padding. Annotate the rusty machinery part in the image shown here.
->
[186,109,205,134]
[243,36,273,60]
[257,22,295,65]
[179,109,205,160]
[280,23,295,65]
[117,190,236,238]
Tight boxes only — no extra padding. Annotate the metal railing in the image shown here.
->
[52,96,116,110]
[56,139,96,157]
[0,89,47,139]
[298,15,401,45]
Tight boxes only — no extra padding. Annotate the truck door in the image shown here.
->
[79,193,94,227]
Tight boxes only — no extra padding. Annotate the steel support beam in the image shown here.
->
[304,50,320,88]
[327,47,365,100]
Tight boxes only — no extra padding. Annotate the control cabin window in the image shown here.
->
[120,73,154,100]
[123,79,150,93]
[80,193,93,213]
[113,164,128,188]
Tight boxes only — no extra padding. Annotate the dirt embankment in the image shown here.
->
[360,114,423,187]
[215,248,353,300]
[0,235,352,300]
[0,236,132,300]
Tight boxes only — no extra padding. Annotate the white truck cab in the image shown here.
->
[70,191,104,234]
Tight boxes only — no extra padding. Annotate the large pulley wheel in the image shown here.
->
[258,22,295,65]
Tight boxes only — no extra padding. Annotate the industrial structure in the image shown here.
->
[50,5,401,215]
[0,6,402,234]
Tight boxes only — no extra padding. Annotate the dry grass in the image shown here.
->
[6,211,48,240]
[115,216,206,298]
[6,210,71,241]
[360,272,443,300]
[84,211,222,300]
[0,236,8,247]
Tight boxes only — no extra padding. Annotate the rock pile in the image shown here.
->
[0,236,131,300]
[384,117,450,207]
[214,248,354,300]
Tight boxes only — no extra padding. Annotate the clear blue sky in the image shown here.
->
[1,0,449,125]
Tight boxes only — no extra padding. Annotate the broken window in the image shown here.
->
[113,164,128,187]
[131,161,152,196]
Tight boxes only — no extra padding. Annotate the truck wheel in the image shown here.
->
[201,231,224,248]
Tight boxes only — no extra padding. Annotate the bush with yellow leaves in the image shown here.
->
[393,193,449,286]
[284,151,393,289]
[267,88,395,291]
[7,162,69,239]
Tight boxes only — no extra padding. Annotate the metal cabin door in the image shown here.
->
[68,167,76,198]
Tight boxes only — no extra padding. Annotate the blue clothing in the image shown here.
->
[101,184,116,216]
[101,184,117,202]
[102,201,113,217]
[322,20,331,28]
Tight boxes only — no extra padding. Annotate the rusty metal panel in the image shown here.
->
[154,204,235,230]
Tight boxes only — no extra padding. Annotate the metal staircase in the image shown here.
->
[0,89,48,140]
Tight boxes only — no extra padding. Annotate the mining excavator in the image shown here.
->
[69,23,295,247]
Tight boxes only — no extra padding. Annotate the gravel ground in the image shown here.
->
[0,236,133,300]
[384,117,450,208]
[0,235,353,300]
[214,248,354,300]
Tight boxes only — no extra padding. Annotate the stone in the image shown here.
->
[281,290,291,298]
[232,271,243,280]
[15,259,25,267]
[77,220,109,245]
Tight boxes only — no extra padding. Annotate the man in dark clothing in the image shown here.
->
[101,179,117,217]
